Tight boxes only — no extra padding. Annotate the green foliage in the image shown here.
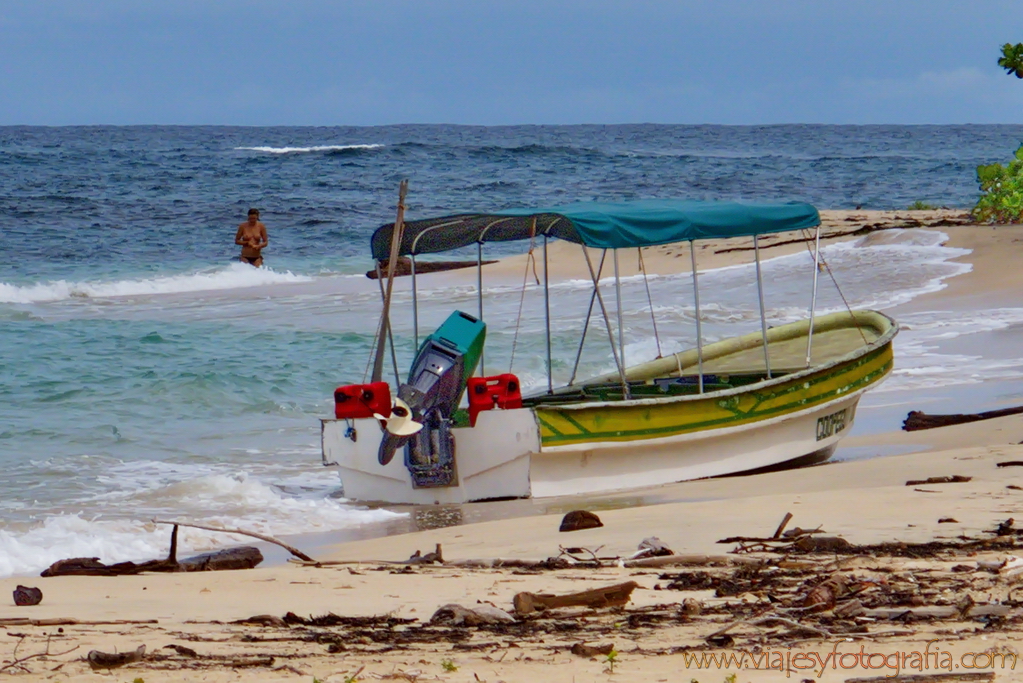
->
[724,675,737,683]
[133,678,145,683]
[972,144,1023,223]
[440,658,458,672]
[999,42,1023,79]
[907,200,936,210]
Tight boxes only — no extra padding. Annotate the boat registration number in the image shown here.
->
[816,409,847,441]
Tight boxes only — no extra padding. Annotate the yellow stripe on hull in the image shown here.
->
[536,340,893,447]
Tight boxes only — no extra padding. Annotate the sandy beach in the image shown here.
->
[7,211,1023,682]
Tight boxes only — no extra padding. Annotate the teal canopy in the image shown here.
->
[371,199,820,260]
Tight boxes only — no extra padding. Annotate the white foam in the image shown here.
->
[0,470,404,577]
[235,144,384,154]
[0,263,313,303]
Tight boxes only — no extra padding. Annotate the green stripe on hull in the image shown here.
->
[536,341,893,446]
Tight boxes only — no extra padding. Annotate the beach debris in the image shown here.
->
[903,404,1023,431]
[800,574,847,611]
[235,614,289,627]
[41,547,263,576]
[407,543,444,564]
[153,519,314,562]
[997,460,1023,467]
[179,546,263,571]
[164,643,199,657]
[1000,555,1023,579]
[41,523,266,576]
[430,603,515,626]
[570,642,615,658]
[905,475,972,486]
[938,517,959,523]
[849,674,994,683]
[512,580,638,616]
[87,644,146,670]
[680,597,702,617]
[12,585,42,606]
[559,510,603,532]
[995,518,1015,535]
[0,639,79,675]
[772,511,794,538]
[629,537,674,559]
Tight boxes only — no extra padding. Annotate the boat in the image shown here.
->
[321,194,897,504]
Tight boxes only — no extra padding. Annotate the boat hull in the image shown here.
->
[321,311,895,504]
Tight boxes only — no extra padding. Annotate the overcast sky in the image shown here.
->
[1,0,1021,126]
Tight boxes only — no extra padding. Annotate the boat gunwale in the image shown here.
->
[531,310,898,413]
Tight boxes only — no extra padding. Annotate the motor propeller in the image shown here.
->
[376,397,423,465]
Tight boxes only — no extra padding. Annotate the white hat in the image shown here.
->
[374,397,423,436]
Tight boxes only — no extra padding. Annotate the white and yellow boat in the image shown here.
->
[321,197,897,504]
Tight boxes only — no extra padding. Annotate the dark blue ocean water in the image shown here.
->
[3,124,1021,284]
[1,124,1021,577]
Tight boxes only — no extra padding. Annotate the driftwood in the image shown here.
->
[845,673,993,683]
[366,258,498,279]
[153,519,314,562]
[0,618,157,626]
[905,475,972,486]
[903,405,1023,431]
[41,524,266,576]
[513,580,638,615]
[87,644,146,670]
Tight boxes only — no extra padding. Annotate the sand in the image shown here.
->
[6,210,1023,682]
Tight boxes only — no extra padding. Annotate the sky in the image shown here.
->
[0,0,1021,126]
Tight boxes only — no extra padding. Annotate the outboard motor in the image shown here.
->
[378,311,485,488]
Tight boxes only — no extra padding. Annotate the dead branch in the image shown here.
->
[772,511,794,539]
[0,644,80,673]
[153,519,314,562]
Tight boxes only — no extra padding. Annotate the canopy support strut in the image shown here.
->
[754,235,772,379]
[613,249,625,380]
[690,241,705,394]
[477,242,485,375]
[568,249,607,387]
[581,245,629,399]
[410,255,419,349]
[805,225,822,367]
[543,235,553,394]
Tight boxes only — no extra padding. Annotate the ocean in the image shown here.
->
[2,124,1023,578]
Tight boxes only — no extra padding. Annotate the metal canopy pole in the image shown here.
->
[613,249,625,377]
[805,225,822,367]
[581,245,630,399]
[690,241,705,394]
[372,180,408,384]
[410,255,419,350]
[568,250,607,386]
[543,235,553,394]
[477,241,485,375]
[753,235,772,379]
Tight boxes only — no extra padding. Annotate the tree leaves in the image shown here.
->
[972,145,1023,223]
[998,42,1023,79]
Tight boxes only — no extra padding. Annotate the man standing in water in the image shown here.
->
[235,208,268,266]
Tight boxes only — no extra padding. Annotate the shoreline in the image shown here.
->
[8,210,1023,681]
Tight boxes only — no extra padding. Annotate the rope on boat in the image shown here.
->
[799,228,870,346]
[508,224,540,372]
[638,248,663,358]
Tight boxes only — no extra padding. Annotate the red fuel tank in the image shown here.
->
[334,382,392,420]
[467,374,523,426]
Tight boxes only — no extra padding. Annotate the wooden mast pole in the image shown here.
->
[371,180,409,383]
